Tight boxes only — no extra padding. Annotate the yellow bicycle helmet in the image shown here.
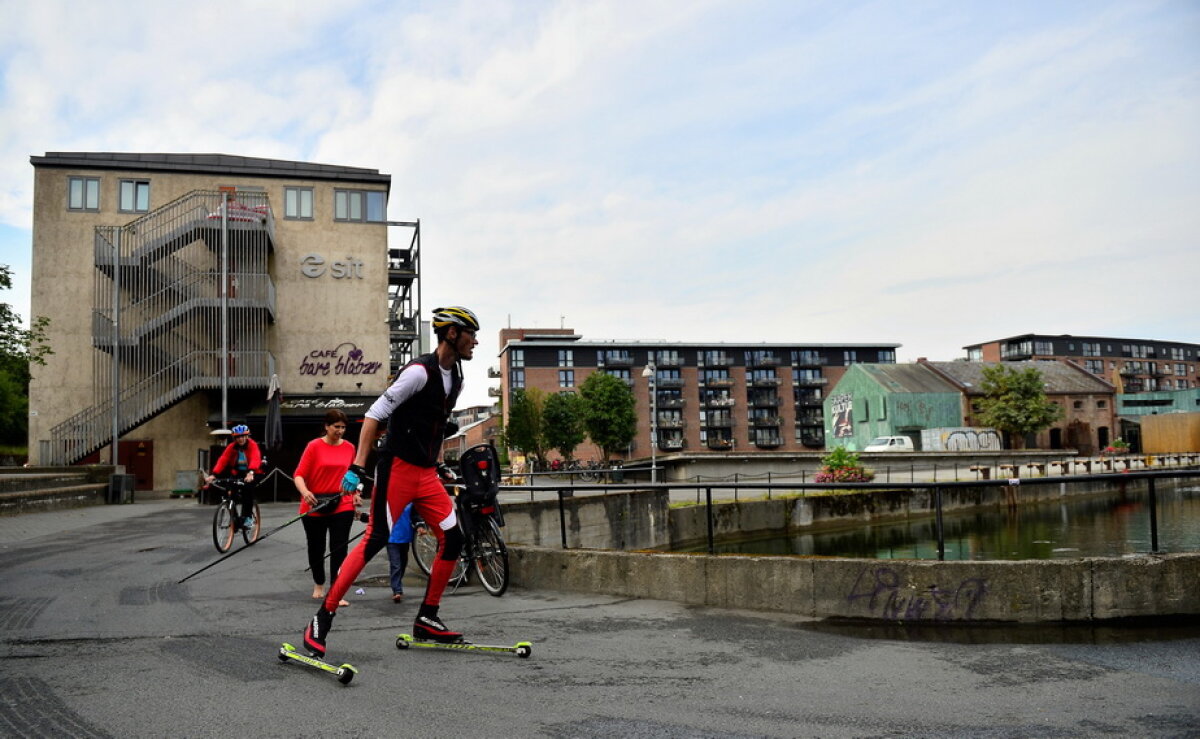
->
[431,306,480,333]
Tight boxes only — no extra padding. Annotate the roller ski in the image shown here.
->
[277,642,358,684]
[395,632,532,658]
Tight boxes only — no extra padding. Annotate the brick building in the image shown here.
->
[963,334,1199,393]
[495,327,900,461]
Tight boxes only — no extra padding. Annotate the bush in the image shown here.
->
[814,446,875,483]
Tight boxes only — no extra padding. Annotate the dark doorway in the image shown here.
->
[1049,428,1063,449]
[1098,426,1110,450]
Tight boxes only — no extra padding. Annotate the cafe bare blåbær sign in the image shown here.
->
[299,342,383,377]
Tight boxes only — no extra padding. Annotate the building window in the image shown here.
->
[1097,400,1107,409]
[1176,363,1187,376]
[68,177,100,211]
[1034,341,1054,355]
[119,180,150,212]
[656,349,681,365]
[1083,342,1101,357]
[843,350,858,365]
[966,347,982,361]
[510,368,525,389]
[877,349,896,363]
[510,349,525,368]
[284,187,313,219]
[605,368,631,381]
[1084,360,1104,374]
[334,189,387,222]
[558,350,573,367]
[558,370,574,388]
[793,350,822,365]
[1073,400,1084,409]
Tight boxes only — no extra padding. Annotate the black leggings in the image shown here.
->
[301,510,355,585]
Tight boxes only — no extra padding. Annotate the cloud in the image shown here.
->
[1,0,1197,407]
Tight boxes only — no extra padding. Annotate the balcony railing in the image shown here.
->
[487,366,501,378]
[750,397,783,408]
[655,356,682,368]
[598,356,634,368]
[748,355,780,368]
[751,377,782,387]
[659,439,685,451]
[706,438,734,450]
[792,354,822,367]
[752,416,782,426]
[703,377,735,388]
[698,356,732,368]
[657,417,685,429]
[793,376,828,386]
[795,398,823,407]
[754,436,784,448]
[703,397,736,408]
[795,415,823,426]
[657,378,685,389]
[659,398,686,409]
[702,417,733,428]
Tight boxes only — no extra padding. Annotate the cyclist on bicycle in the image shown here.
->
[303,306,479,657]
[205,424,263,530]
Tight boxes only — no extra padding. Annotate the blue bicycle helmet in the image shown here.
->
[231,424,250,436]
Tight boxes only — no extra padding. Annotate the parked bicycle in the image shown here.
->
[207,478,261,553]
[411,444,509,596]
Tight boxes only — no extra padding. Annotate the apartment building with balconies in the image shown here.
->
[496,327,899,460]
[964,334,1199,393]
[27,152,420,490]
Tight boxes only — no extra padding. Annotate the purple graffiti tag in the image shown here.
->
[846,567,989,621]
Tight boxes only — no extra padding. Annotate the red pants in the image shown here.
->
[323,456,455,612]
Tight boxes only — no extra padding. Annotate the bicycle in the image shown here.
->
[207,478,261,553]
[411,444,509,596]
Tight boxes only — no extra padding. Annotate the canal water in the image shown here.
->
[690,483,1200,560]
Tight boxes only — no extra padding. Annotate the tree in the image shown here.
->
[505,387,548,467]
[0,265,51,447]
[578,372,637,460]
[974,364,1063,449]
[543,391,586,461]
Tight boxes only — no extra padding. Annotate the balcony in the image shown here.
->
[702,416,733,428]
[659,398,686,409]
[750,397,783,408]
[698,356,732,368]
[754,436,784,449]
[659,438,685,451]
[655,356,682,368]
[703,396,735,409]
[748,355,780,368]
[795,398,823,408]
[487,387,502,397]
[598,356,634,368]
[793,376,828,387]
[750,377,782,387]
[751,416,782,427]
[657,377,685,389]
[487,366,501,378]
[799,434,824,448]
[702,377,735,388]
[706,438,734,451]
[792,354,822,367]
[657,417,685,429]
[795,415,823,426]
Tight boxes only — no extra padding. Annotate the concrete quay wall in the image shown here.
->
[508,547,1200,622]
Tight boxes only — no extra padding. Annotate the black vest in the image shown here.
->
[384,353,462,467]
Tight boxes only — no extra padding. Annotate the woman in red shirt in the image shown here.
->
[294,410,361,603]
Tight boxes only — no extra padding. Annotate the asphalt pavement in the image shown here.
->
[1,499,1198,738]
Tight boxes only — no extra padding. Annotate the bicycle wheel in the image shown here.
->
[473,517,509,596]
[212,502,235,553]
[241,502,262,545]
[412,518,469,586]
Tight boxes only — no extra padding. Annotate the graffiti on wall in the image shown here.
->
[845,566,988,621]
[830,393,854,438]
[941,428,1002,451]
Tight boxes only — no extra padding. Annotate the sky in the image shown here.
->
[1,0,1197,409]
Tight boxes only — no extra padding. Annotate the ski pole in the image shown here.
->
[178,497,340,584]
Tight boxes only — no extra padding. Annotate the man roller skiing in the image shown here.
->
[302,306,479,658]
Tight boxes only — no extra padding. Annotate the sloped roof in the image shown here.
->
[31,152,390,184]
[856,363,960,394]
[925,360,1113,395]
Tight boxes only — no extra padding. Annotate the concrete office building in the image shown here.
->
[28,152,421,491]
[496,327,900,460]
[964,334,1199,393]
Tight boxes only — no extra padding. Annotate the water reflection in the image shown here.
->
[691,485,1200,560]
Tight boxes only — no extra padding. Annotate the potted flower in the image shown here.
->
[813,446,875,484]
[1102,438,1130,456]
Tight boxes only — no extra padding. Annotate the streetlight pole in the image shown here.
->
[642,363,657,484]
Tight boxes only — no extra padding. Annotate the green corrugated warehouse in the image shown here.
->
[824,364,962,451]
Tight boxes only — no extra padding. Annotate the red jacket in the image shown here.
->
[294,437,356,515]
[212,438,264,477]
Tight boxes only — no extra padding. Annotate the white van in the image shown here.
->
[863,436,915,452]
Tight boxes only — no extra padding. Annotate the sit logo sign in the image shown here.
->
[301,254,364,279]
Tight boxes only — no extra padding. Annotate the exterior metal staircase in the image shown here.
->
[42,190,276,465]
